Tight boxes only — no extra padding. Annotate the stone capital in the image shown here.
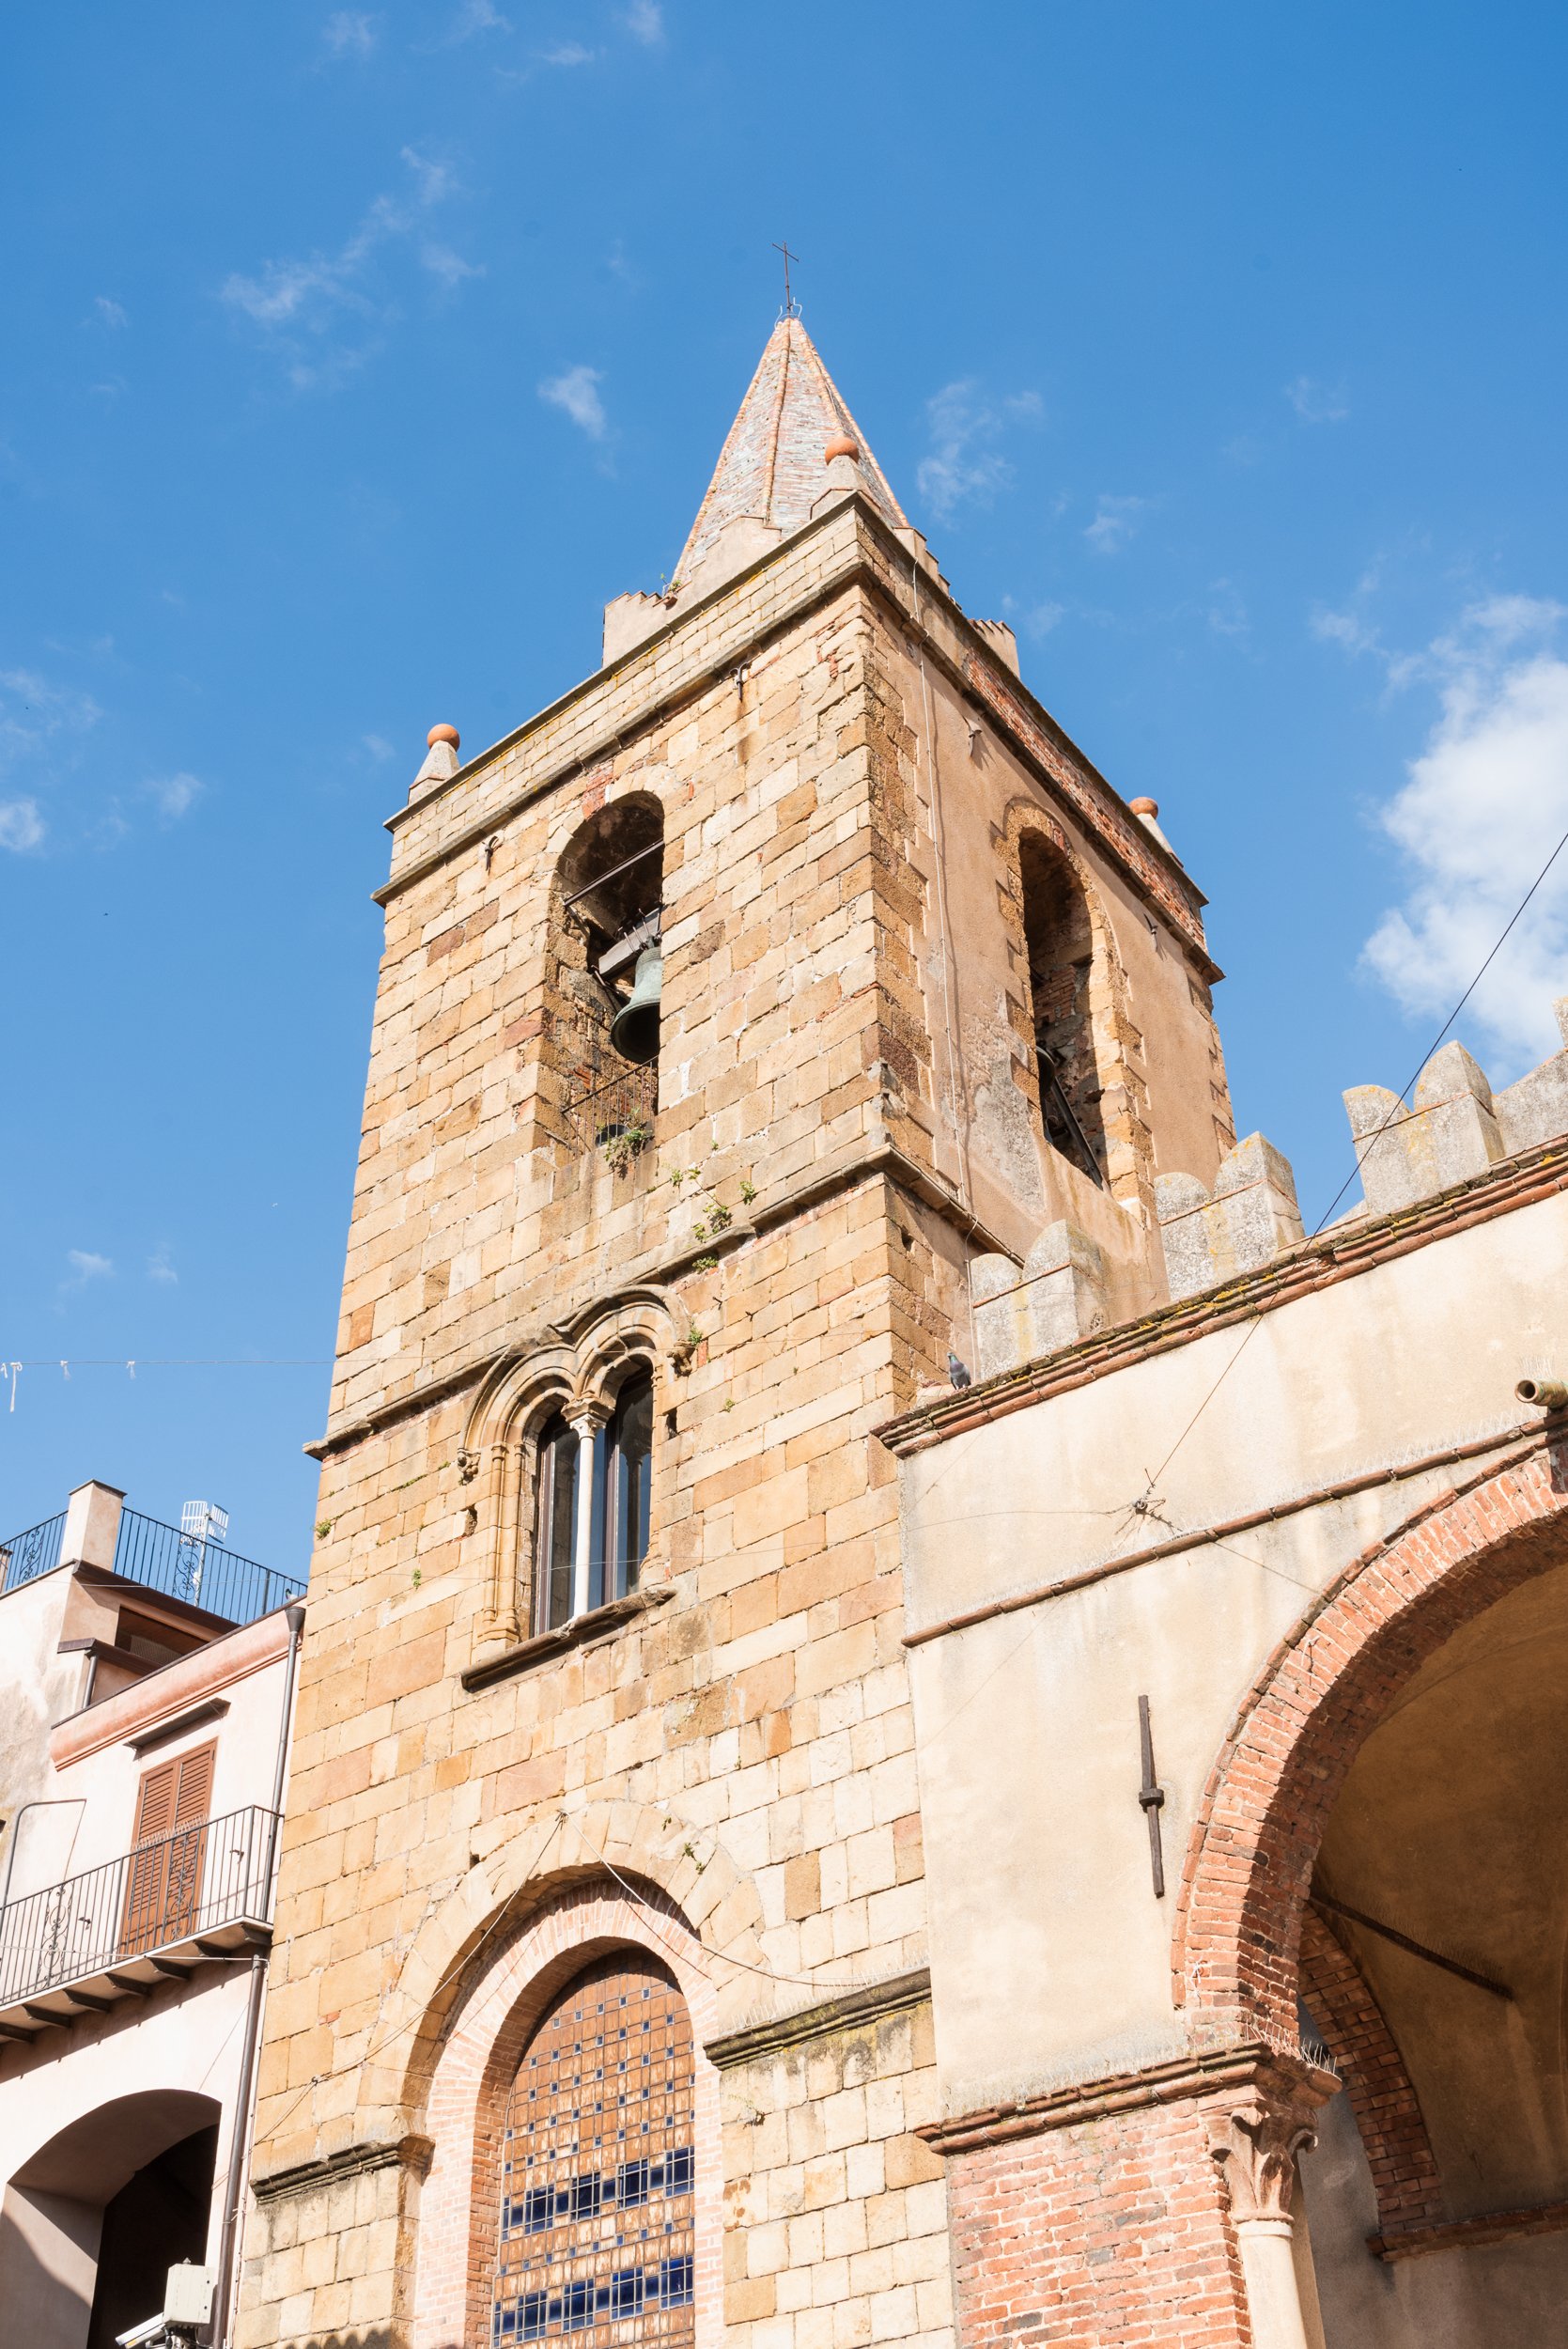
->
[1206,2088,1323,2225]
[563,1397,612,1438]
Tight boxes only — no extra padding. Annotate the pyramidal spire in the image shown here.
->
[675,318,908,587]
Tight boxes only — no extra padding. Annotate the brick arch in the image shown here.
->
[353,1798,767,2146]
[1175,1439,1568,2046]
[407,1879,722,2349]
[995,798,1151,1212]
[1297,1906,1444,2233]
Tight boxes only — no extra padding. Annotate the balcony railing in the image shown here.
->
[0,1803,279,2015]
[0,1510,64,1589]
[0,1506,304,1626]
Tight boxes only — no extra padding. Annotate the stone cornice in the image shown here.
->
[878,1137,1568,1459]
[371,493,1213,975]
[917,2042,1336,2156]
[459,1584,675,1692]
[251,2133,434,2204]
[1371,2198,1568,2261]
[306,1136,1010,1461]
[705,1968,931,2071]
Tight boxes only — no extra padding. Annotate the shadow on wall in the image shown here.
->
[85,2125,215,2349]
[0,2089,219,2349]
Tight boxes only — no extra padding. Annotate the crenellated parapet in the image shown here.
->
[968,995,1568,1382]
[971,1222,1110,1380]
[1155,1134,1305,1303]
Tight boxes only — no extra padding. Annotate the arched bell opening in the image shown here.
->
[545,798,666,1156]
[1017,831,1109,1189]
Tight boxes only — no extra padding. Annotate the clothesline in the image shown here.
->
[0,1359,331,1412]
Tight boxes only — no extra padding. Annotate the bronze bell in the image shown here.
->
[609,943,662,1066]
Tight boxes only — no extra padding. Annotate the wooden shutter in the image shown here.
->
[131,1757,178,1848]
[172,1743,214,1828]
[119,1742,216,1955]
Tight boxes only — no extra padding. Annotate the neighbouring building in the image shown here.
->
[233,313,1568,2349]
[0,1479,305,2349]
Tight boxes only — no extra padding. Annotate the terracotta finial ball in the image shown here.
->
[824,434,860,464]
[1129,796,1159,818]
[427,724,460,752]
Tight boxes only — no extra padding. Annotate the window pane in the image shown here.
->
[589,1426,608,1614]
[536,1417,577,1632]
[606,1374,653,1601]
[490,1956,695,2348]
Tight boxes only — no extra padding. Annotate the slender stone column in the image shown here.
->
[474,1439,523,1654]
[1207,2088,1327,2349]
[564,1403,610,1621]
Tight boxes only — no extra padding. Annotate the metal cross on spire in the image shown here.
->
[771,240,801,319]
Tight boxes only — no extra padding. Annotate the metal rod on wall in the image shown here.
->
[1138,1695,1166,1898]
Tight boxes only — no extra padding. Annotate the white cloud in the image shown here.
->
[147,1244,179,1285]
[221,148,475,384]
[145,771,202,820]
[622,0,663,40]
[0,798,44,850]
[539,365,607,441]
[323,9,378,56]
[62,1249,113,1292]
[543,41,597,64]
[1021,601,1065,640]
[399,147,454,206]
[93,296,128,330]
[1084,494,1147,554]
[0,668,101,751]
[362,732,395,762]
[1206,579,1249,639]
[916,381,1041,520]
[1287,375,1349,425]
[450,0,510,36]
[420,241,483,289]
[1353,596,1568,1068]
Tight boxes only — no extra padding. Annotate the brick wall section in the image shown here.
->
[1296,1907,1444,2232]
[1178,1442,1568,2042]
[944,2092,1252,2347]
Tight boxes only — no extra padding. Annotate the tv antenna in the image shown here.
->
[179,1499,228,1600]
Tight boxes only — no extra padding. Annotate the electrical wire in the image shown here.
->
[255,1797,904,2161]
[1126,811,1568,1517]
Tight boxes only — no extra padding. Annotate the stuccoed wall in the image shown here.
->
[899,1183,1568,2112]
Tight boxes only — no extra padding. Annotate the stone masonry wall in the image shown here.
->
[241,543,962,2348]
[716,1996,953,2348]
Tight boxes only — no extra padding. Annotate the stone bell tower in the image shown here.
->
[237,317,1233,2349]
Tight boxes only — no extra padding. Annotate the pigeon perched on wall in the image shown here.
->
[947,1351,972,1390]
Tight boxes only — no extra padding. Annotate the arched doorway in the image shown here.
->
[1297,1550,1568,2341]
[0,2088,220,2349]
[489,1952,695,2344]
[1177,1441,1568,2345]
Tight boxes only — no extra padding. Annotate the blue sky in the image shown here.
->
[6,0,1568,1573]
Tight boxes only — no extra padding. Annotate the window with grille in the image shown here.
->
[490,1953,695,2345]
